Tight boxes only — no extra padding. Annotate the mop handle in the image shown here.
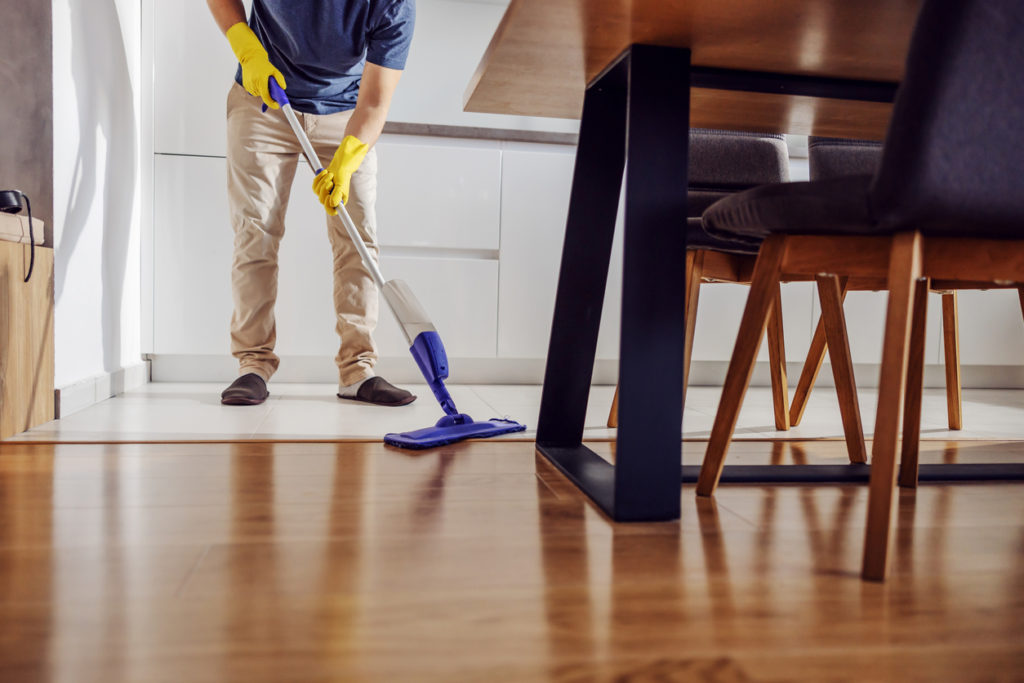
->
[266,77,386,290]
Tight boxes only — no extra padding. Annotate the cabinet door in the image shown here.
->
[375,256,499,359]
[387,0,579,134]
[153,155,234,354]
[154,0,578,157]
[276,158,499,359]
[155,153,498,360]
[813,290,943,371]
[954,289,1024,367]
[153,1,245,156]
[498,146,623,360]
[692,282,814,364]
[376,137,500,250]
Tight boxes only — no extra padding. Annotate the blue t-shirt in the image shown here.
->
[235,0,415,115]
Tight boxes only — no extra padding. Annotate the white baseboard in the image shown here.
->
[689,361,1024,390]
[149,354,622,385]
[148,354,1024,389]
[56,361,152,418]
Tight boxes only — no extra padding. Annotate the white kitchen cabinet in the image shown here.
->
[155,145,1023,382]
[376,137,500,250]
[497,145,623,360]
[277,243,499,361]
[153,0,576,159]
[383,0,578,134]
[154,153,498,363]
[375,256,499,359]
[153,155,234,355]
[692,282,814,364]
[954,289,1024,366]
[153,0,243,156]
[815,290,943,369]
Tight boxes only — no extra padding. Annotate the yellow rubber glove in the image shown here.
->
[313,135,370,214]
[226,22,286,110]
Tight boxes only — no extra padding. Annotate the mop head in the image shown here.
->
[384,413,526,450]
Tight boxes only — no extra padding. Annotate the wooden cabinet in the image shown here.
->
[0,241,54,438]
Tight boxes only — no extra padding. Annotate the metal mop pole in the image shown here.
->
[269,79,387,290]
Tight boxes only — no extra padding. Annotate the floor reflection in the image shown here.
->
[0,445,55,680]
[532,439,1024,671]
[0,440,1021,680]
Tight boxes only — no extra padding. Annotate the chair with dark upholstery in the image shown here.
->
[789,137,965,433]
[609,130,794,431]
[610,132,872,468]
[697,0,1024,580]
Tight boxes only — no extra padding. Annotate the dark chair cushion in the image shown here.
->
[688,189,732,217]
[686,217,760,255]
[702,175,876,246]
[689,130,789,189]
[809,137,882,180]
[686,131,790,218]
[685,131,790,247]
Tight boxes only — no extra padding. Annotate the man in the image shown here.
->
[208,0,417,407]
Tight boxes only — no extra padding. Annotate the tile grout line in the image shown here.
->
[466,385,503,417]
[706,500,763,531]
[173,545,212,598]
[534,472,563,501]
[248,400,278,438]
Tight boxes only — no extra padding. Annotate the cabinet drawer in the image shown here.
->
[376,138,500,250]
[375,256,498,359]
[498,147,623,359]
[155,154,498,359]
[153,155,233,354]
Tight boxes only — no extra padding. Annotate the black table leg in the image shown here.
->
[537,45,690,522]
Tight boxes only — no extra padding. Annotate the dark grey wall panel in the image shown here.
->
[0,1,54,245]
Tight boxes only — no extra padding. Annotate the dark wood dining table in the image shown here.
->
[464,0,923,522]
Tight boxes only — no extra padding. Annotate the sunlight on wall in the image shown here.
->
[52,0,143,388]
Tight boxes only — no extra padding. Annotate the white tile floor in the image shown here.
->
[10,383,1024,442]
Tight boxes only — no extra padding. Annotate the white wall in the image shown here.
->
[52,0,147,393]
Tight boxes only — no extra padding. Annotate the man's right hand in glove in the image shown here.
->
[226,22,287,110]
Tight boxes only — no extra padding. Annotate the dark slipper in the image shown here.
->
[338,376,416,407]
[221,373,269,405]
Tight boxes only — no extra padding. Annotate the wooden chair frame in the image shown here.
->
[609,246,869,465]
[790,288,963,431]
[696,232,1024,581]
[608,248,790,430]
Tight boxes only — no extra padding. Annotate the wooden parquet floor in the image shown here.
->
[1,439,1022,682]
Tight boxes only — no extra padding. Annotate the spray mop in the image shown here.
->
[264,78,526,448]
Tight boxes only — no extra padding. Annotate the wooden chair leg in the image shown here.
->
[607,385,619,428]
[899,278,930,488]
[790,281,849,426]
[697,236,787,497]
[1019,287,1024,323]
[815,275,866,464]
[684,251,705,404]
[863,231,923,582]
[766,284,790,430]
[941,292,963,430]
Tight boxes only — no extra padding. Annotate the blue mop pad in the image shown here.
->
[383,331,526,449]
[385,414,526,449]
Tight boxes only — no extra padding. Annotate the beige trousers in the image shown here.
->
[226,83,379,386]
